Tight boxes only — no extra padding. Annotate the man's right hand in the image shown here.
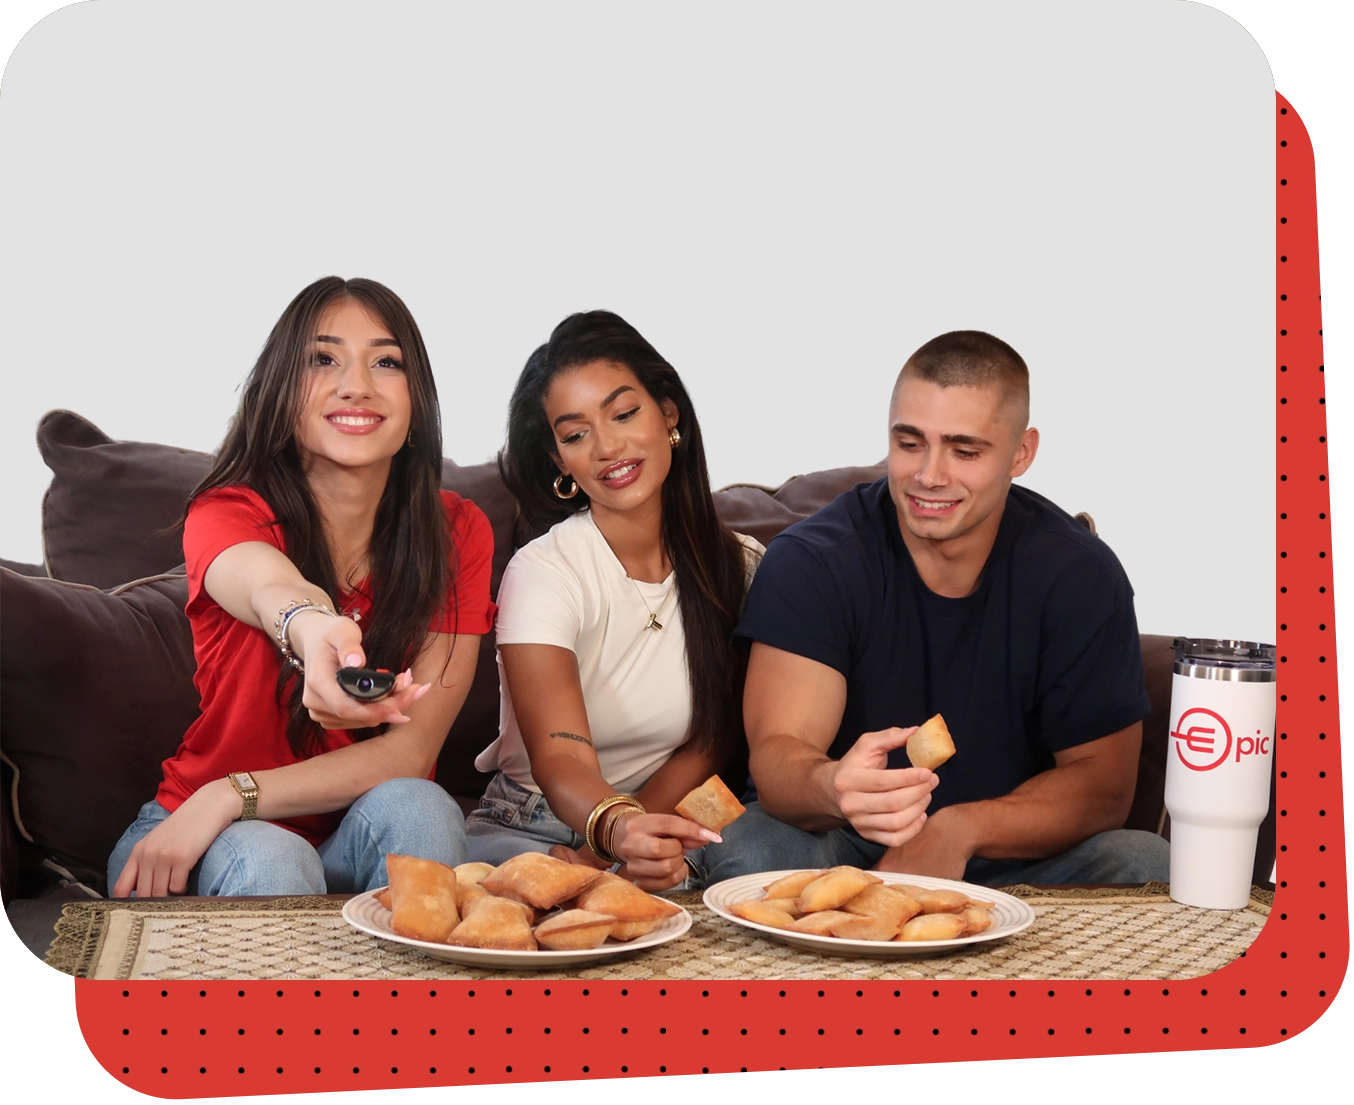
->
[832,726,939,846]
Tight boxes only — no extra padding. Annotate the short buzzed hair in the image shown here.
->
[895,330,1030,429]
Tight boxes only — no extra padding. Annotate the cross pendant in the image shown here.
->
[644,613,663,631]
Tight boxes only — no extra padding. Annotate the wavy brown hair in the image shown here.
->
[191,277,454,756]
[499,311,749,767]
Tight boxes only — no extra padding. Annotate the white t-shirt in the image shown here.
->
[475,511,764,795]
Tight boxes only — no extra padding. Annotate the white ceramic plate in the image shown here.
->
[342,888,692,969]
[704,870,1036,958]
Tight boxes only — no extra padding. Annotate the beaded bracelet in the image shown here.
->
[585,795,645,865]
[273,599,337,674]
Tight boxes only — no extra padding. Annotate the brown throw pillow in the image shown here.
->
[712,462,886,548]
[766,463,888,513]
[0,558,46,578]
[37,410,213,589]
[0,568,201,894]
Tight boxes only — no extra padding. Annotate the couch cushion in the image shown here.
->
[713,463,887,547]
[762,463,889,514]
[38,411,213,589]
[0,568,200,894]
[439,457,516,606]
[0,558,47,578]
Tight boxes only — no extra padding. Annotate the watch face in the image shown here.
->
[234,772,256,790]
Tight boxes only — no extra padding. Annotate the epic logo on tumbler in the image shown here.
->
[1164,639,1276,910]
[1171,707,1272,771]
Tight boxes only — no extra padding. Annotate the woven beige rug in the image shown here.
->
[48,884,1271,982]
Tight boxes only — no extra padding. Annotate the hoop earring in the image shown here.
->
[553,473,579,499]
[406,428,416,449]
[668,426,682,448]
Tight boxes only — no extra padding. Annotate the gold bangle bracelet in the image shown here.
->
[584,795,634,861]
[602,802,640,864]
[585,795,645,865]
[582,796,622,866]
[599,799,645,866]
[584,795,625,859]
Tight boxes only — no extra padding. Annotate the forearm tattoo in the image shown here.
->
[549,730,593,746]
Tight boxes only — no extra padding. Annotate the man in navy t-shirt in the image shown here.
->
[704,331,1169,886]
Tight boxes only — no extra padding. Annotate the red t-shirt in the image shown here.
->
[156,486,497,846]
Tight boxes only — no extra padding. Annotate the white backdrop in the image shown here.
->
[0,0,1275,641]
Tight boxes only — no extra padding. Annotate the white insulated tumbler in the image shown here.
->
[1164,639,1276,909]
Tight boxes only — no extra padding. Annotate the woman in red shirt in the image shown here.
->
[107,277,496,898]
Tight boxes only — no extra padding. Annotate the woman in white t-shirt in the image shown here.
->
[466,311,762,891]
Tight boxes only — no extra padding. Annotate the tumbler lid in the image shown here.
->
[1173,638,1276,680]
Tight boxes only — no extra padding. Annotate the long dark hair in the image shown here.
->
[499,311,748,763]
[191,277,453,756]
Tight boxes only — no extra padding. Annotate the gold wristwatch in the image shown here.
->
[226,772,259,821]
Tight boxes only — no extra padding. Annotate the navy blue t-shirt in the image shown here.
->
[735,479,1150,814]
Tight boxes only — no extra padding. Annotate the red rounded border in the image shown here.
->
[72,92,1346,1096]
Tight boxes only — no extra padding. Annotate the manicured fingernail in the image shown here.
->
[413,683,431,700]
[345,654,362,667]
[700,830,722,843]
[388,714,411,724]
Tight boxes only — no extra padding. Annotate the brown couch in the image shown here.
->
[1,412,1276,943]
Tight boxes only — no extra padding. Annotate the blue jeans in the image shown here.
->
[106,778,468,897]
[464,772,585,863]
[465,773,705,889]
[701,801,1171,887]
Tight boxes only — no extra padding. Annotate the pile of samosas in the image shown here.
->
[727,866,995,942]
[375,852,682,952]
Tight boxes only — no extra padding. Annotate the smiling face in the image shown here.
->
[542,359,678,524]
[293,297,412,478]
[887,375,1039,554]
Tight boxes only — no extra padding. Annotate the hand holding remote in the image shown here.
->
[289,612,428,727]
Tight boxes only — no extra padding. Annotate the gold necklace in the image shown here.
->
[629,575,673,631]
[592,513,672,630]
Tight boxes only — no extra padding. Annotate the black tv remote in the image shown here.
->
[336,667,397,701]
